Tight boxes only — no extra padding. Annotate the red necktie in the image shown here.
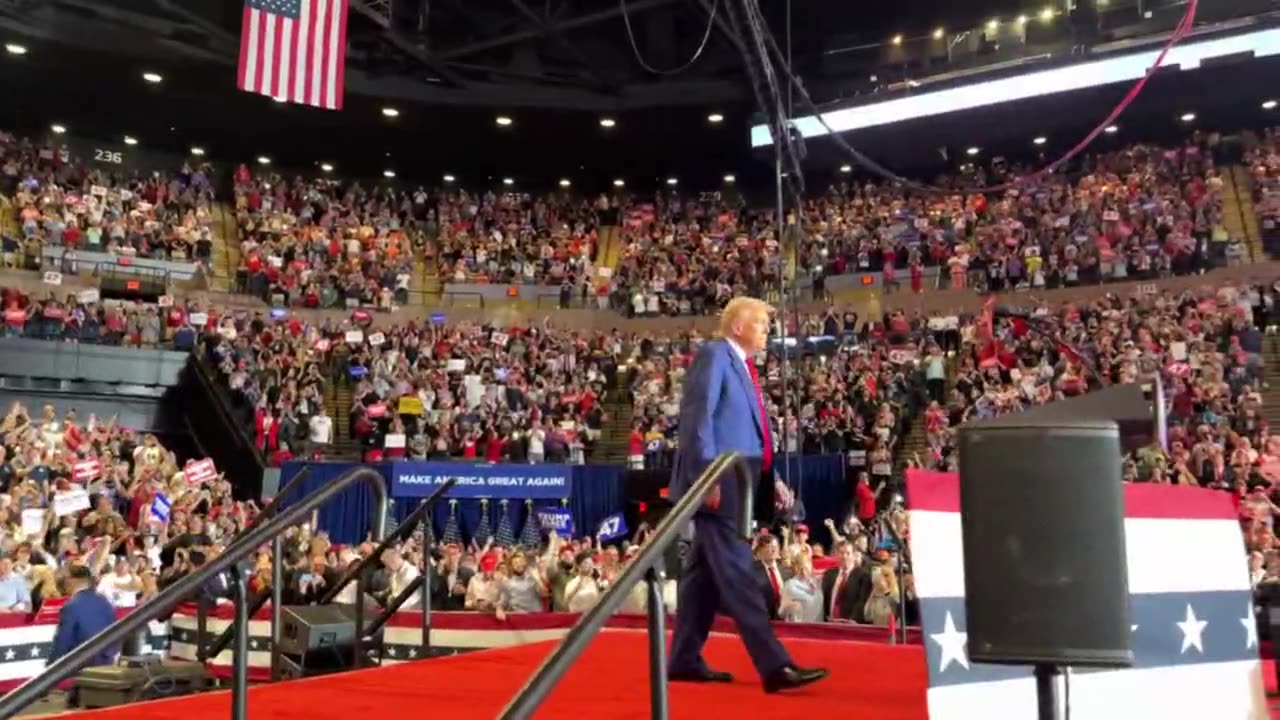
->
[746,361,773,472]
[767,565,781,601]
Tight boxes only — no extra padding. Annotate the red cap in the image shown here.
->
[795,523,809,534]
[480,553,498,572]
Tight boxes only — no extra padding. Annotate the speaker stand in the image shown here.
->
[1034,664,1062,720]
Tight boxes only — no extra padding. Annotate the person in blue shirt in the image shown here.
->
[50,565,117,707]
[0,557,31,612]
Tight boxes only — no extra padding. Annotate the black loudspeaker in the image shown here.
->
[276,604,383,678]
[958,419,1133,667]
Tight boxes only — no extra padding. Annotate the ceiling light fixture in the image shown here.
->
[4,43,27,56]
[1040,7,1055,21]
[966,146,980,156]
[123,136,138,146]
[190,146,206,156]
[502,177,514,186]
[142,72,163,84]
[839,164,852,173]
[723,174,736,183]
[891,34,903,46]
[1264,100,1278,110]
[666,177,678,186]
[50,124,66,135]
[1033,136,1047,145]
[382,107,400,118]
[443,174,455,183]
[707,113,724,124]
[1180,112,1196,122]
[933,28,945,40]
[383,170,396,178]
[559,179,571,187]
[1104,124,1119,134]
[986,19,999,32]
[257,156,271,165]
[613,179,625,187]
[320,163,334,173]
[599,117,617,128]
[495,115,513,127]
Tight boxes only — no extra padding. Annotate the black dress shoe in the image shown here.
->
[763,665,829,694]
[669,668,735,683]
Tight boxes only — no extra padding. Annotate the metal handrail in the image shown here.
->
[498,451,755,720]
[0,466,389,720]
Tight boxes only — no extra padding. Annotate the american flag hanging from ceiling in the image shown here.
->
[237,0,349,110]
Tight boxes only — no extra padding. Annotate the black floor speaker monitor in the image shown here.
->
[958,419,1133,667]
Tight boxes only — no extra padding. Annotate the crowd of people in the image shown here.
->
[799,136,1238,293]
[1,131,217,271]
[608,196,785,317]
[0,398,247,618]
[232,168,421,310]
[203,309,625,466]
[430,190,607,287]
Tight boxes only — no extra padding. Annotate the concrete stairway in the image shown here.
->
[1225,165,1265,262]
[1262,336,1280,432]
[594,392,635,466]
[207,203,241,292]
[327,375,360,459]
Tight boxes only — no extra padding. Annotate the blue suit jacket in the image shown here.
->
[50,589,117,666]
[668,338,765,525]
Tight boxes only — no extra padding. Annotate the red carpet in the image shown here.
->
[59,630,930,720]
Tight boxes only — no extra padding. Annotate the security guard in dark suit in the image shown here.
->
[50,564,117,707]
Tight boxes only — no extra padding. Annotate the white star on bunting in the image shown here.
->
[407,648,418,659]
[929,611,969,672]
[1176,604,1208,654]
[386,646,398,658]
[3,649,14,661]
[1241,604,1258,650]
[29,646,39,658]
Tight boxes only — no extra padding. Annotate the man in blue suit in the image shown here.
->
[667,297,828,693]
[51,564,117,707]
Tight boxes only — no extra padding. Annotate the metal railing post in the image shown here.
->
[270,535,283,681]
[644,567,668,720]
[353,569,366,668]
[195,598,208,662]
[421,538,432,650]
[229,565,249,720]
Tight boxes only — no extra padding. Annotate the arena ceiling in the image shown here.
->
[0,0,1274,190]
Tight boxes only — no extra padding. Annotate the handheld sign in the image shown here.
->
[536,509,574,537]
[597,513,628,542]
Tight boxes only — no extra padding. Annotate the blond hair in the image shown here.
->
[717,296,773,338]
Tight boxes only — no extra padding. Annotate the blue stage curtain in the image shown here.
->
[570,465,625,542]
[278,461,394,545]
[780,454,850,552]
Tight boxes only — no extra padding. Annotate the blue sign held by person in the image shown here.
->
[150,493,171,522]
[597,513,628,542]
[430,311,447,326]
[535,509,574,537]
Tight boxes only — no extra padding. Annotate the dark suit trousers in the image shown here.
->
[669,516,790,680]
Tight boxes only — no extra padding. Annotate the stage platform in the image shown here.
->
[57,630,931,720]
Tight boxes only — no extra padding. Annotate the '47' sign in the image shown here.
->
[597,513,629,542]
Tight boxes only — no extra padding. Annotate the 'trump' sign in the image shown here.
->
[389,461,572,500]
